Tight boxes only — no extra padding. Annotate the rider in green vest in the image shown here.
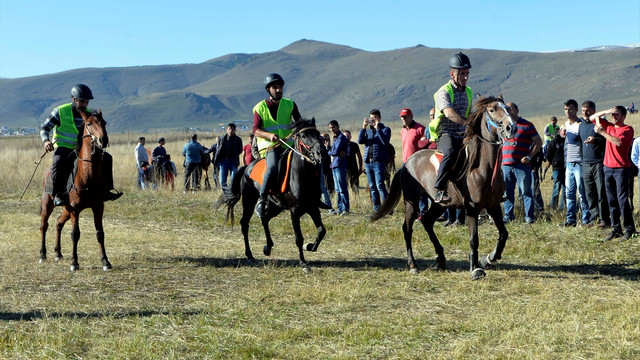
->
[432,53,473,204]
[41,84,123,206]
[252,73,301,217]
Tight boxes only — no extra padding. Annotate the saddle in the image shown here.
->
[429,145,468,180]
[248,151,293,194]
[44,152,79,195]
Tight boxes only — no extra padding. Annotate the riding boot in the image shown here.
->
[255,195,269,218]
[102,151,123,201]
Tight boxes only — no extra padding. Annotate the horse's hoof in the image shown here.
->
[470,268,486,280]
[55,256,63,262]
[480,254,497,269]
[263,245,271,256]
[409,268,419,274]
[103,264,112,271]
[39,258,46,264]
[305,243,316,252]
[436,257,446,270]
[301,264,312,274]
[70,265,79,272]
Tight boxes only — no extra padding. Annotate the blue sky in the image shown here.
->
[1,0,639,79]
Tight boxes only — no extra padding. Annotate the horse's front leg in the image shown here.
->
[304,207,326,252]
[480,205,509,270]
[69,212,81,272]
[260,216,275,257]
[466,213,485,280]
[93,205,112,271]
[54,208,71,262]
[291,210,311,273]
[40,195,55,263]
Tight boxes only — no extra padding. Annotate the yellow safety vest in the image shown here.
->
[253,98,294,157]
[429,82,473,141]
[53,103,80,149]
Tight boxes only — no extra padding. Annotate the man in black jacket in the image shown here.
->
[546,128,566,210]
[213,123,243,188]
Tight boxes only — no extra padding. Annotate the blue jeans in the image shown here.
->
[217,158,238,188]
[502,163,534,222]
[319,166,332,208]
[565,162,591,224]
[550,169,565,210]
[260,146,285,198]
[332,166,349,213]
[364,161,388,210]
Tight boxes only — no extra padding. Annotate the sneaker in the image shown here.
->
[339,211,349,216]
[328,209,338,215]
[603,229,623,241]
[582,221,594,228]
[434,190,451,204]
[443,219,454,227]
[525,217,535,224]
[559,221,576,227]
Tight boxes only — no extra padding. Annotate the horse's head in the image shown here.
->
[468,96,517,143]
[80,110,108,151]
[289,117,323,165]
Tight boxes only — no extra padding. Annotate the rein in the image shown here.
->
[276,126,318,165]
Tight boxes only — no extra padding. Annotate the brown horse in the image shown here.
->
[39,111,112,272]
[371,96,517,280]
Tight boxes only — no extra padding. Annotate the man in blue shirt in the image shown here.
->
[562,99,591,226]
[328,120,350,215]
[182,133,207,193]
[358,109,392,211]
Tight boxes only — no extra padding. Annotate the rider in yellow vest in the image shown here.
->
[252,73,301,217]
[431,53,473,203]
[41,84,123,206]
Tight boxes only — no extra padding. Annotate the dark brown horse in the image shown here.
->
[215,118,326,273]
[40,111,112,272]
[371,97,517,280]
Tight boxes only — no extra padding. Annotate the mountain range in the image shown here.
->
[1,39,638,133]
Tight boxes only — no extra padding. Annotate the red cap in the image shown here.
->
[400,108,412,116]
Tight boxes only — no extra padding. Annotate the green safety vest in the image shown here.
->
[253,98,295,157]
[544,123,558,142]
[53,103,80,149]
[429,82,473,141]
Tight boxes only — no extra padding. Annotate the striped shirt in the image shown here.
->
[502,117,539,165]
[435,81,470,139]
[564,119,582,163]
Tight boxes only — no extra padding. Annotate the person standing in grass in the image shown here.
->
[358,108,392,211]
[241,133,256,166]
[343,130,363,194]
[182,133,206,193]
[399,108,429,218]
[213,123,243,188]
[543,116,559,155]
[501,102,542,224]
[592,106,637,241]
[546,128,566,211]
[578,101,610,228]
[135,136,149,190]
[561,99,591,227]
[328,120,350,216]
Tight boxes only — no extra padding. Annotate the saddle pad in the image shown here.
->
[430,151,444,175]
[248,151,293,193]
[43,157,78,195]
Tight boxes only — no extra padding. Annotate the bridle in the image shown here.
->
[278,126,320,165]
[77,118,103,162]
[479,102,513,146]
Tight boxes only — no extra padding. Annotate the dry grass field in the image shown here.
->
[1,114,639,359]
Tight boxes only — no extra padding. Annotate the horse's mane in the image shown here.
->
[463,96,503,141]
[461,96,503,178]
[288,117,317,133]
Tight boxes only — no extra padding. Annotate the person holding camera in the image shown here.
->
[358,108,391,211]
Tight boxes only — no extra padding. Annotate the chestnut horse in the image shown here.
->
[215,118,326,273]
[371,97,517,280]
[39,111,112,271]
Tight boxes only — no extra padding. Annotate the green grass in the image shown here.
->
[1,130,639,359]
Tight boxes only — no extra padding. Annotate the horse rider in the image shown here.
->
[252,73,302,217]
[429,52,474,203]
[41,84,123,206]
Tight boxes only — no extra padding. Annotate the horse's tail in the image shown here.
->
[213,165,247,225]
[370,166,403,223]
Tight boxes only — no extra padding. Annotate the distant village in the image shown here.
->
[0,126,38,136]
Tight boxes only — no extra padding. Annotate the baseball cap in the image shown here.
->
[400,108,412,116]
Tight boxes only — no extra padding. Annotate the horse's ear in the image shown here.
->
[476,93,483,100]
[311,117,316,127]
[497,94,504,102]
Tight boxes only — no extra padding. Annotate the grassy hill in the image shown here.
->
[1,39,638,132]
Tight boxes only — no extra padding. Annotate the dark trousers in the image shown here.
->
[260,146,285,198]
[184,162,201,191]
[434,134,463,190]
[51,147,75,195]
[603,166,636,232]
[583,162,610,225]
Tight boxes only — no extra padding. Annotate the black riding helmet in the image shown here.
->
[71,84,94,100]
[263,73,284,90]
[449,52,472,69]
